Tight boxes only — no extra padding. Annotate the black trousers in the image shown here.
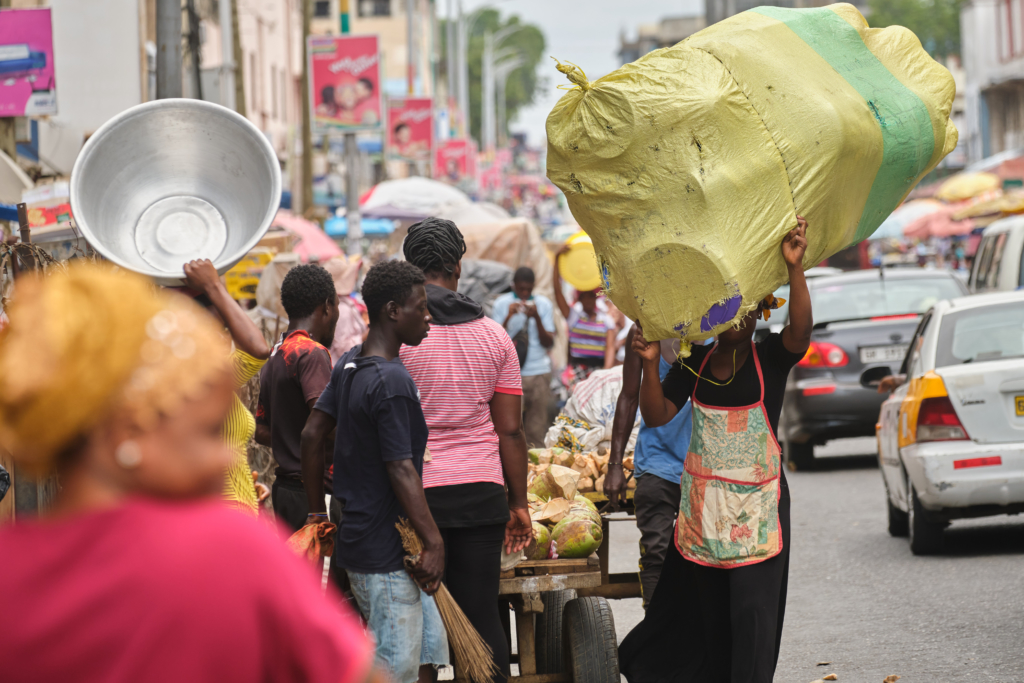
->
[271,478,311,533]
[620,475,791,683]
[634,474,682,609]
[272,477,346,595]
[439,524,509,683]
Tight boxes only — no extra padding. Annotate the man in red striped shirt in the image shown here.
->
[399,218,532,683]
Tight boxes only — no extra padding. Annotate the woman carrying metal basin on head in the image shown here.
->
[619,218,812,683]
[68,99,285,516]
[182,257,272,515]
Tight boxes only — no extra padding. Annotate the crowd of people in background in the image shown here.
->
[0,213,817,683]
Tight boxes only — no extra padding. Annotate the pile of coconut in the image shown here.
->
[527,446,634,494]
[521,448,631,561]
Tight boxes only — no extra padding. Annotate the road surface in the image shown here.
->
[606,437,1024,682]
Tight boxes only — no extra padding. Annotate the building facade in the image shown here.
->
[705,0,868,25]
[618,15,706,65]
[961,0,1024,163]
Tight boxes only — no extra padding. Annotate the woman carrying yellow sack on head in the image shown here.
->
[620,219,813,683]
[182,258,271,516]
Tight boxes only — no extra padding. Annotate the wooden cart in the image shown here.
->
[497,496,641,683]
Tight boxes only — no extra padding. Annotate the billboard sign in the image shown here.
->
[435,139,476,185]
[0,8,57,117]
[387,97,432,162]
[309,35,382,132]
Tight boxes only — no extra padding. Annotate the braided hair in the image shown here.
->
[403,217,466,277]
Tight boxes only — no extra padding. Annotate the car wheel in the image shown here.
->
[785,441,815,471]
[886,490,909,537]
[908,483,944,555]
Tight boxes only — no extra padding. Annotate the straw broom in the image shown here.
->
[397,518,499,683]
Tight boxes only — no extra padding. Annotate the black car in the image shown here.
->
[779,268,967,469]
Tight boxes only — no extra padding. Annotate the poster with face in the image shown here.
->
[0,8,57,117]
[387,98,432,162]
[434,139,476,185]
[309,35,381,132]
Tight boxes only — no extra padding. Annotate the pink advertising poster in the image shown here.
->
[387,98,433,162]
[434,139,472,184]
[309,35,382,132]
[0,8,57,117]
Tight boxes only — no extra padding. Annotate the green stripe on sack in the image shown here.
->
[751,6,935,243]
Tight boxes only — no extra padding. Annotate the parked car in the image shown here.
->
[878,290,1024,554]
[753,267,843,342]
[968,215,1024,293]
[780,268,967,469]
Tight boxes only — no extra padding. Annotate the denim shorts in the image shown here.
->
[347,568,450,683]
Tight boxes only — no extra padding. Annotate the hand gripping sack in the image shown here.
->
[546,3,957,350]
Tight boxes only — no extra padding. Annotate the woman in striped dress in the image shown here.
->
[553,244,617,390]
[184,259,271,516]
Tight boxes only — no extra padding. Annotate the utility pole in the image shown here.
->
[482,25,525,152]
[219,0,236,109]
[185,0,203,100]
[457,1,469,139]
[301,0,313,215]
[407,0,416,95]
[233,0,246,115]
[446,0,456,133]
[495,55,523,148]
[156,0,183,98]
[481,31,493,152]
[342,1,362,256]
[0,0,13,164]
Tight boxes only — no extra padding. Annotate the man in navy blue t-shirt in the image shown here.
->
[300,260,447,683]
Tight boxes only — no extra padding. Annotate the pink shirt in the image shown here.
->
[400,317,522,488]
[0,498,373,683]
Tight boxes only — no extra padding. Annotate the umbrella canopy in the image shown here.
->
[903,206,974,239]
[273,209,342,263]
[952,191,1024,220]
[873,199,946,239]
[935,172,1001,202]
[323,216,396,237]
[434,201,510,226]
[361,204,433,221]
[361,177,471,217]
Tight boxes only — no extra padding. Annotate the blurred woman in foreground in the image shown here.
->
[0,265,375,683]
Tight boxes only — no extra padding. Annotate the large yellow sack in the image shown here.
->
[546,3,956,349]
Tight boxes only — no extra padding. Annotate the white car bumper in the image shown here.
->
[901,440,1024,510]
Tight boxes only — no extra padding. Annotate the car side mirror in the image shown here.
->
[860,366,892,389]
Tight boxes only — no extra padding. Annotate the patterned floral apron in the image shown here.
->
[675,344,783,568]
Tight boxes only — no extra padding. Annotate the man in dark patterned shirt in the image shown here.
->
[255,264,339,532]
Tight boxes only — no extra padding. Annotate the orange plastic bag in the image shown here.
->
[286,522,337,565]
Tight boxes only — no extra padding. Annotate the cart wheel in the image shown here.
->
[563,597,619,683]
[535,589,576,674]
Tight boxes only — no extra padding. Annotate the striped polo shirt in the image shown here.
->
[399,316,522,489]
[567,302,613,364]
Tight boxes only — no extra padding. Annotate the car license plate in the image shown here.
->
[1016,396,1024,416]
[859,344,908,364]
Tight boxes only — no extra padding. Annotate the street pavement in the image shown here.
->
[606,437,1024,682]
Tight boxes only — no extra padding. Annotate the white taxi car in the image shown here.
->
[878,290,1024,554]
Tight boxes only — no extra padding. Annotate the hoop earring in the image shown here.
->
[114,440,143,470]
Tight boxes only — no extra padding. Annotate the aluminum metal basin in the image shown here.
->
[70,99,281,285]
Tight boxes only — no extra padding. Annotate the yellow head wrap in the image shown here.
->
[0,263,230,474]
